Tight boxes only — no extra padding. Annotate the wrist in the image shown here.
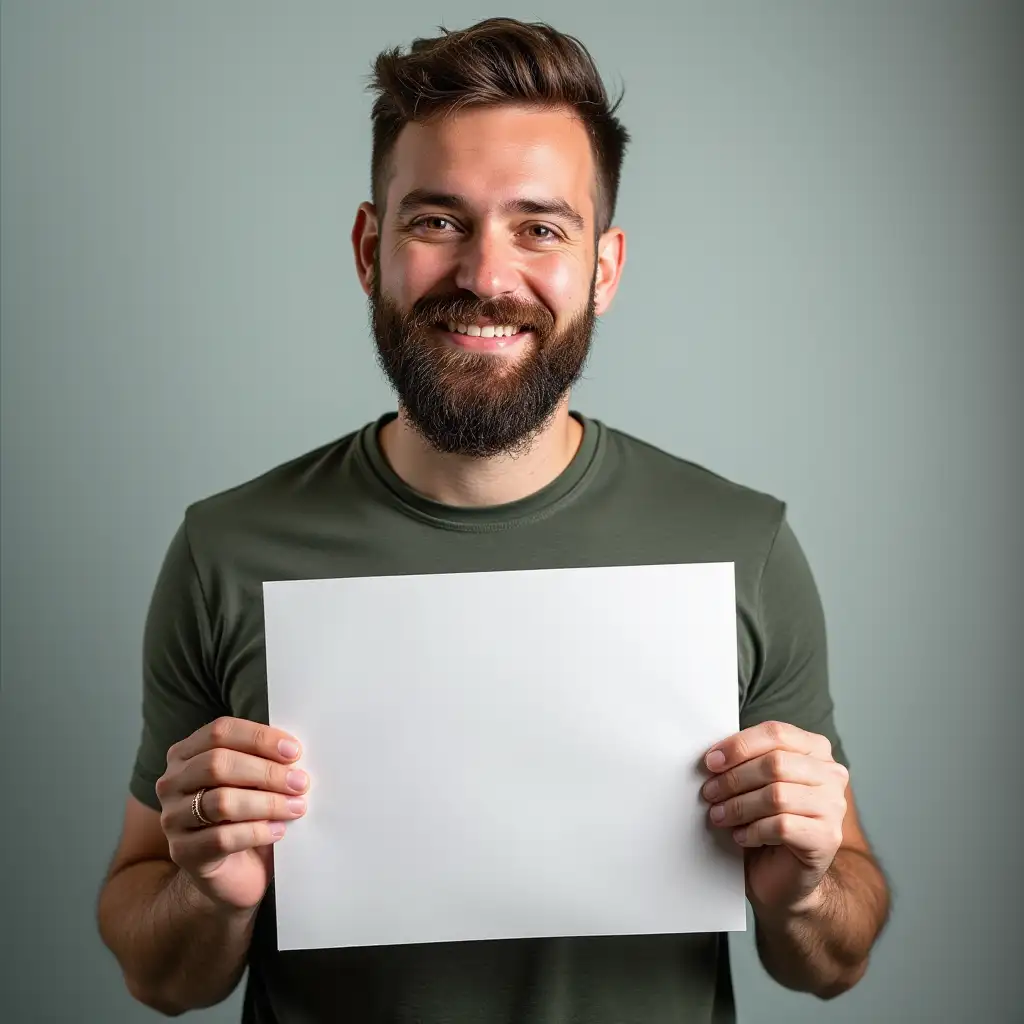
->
[173,868,262,927]
[754,869,837,932]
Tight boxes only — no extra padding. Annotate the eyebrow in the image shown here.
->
[395,189,586,234]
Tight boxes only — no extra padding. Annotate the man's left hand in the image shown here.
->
[701,721,850,917]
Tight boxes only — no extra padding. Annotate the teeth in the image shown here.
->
[445,322,520,338]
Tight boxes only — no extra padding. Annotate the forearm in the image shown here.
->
[98,859,257,1015]
[753,849,891,999]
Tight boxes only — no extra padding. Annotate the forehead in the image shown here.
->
[386,105,596,220]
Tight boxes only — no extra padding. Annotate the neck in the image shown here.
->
[378,399,584,508]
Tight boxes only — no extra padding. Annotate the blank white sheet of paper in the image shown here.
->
[263,562,746,952]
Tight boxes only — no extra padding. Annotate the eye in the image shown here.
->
[412,215,456,232]
[526,224,560,241]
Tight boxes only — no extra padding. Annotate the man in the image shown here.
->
[97,16,890,1023]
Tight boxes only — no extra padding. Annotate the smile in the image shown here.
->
[434,322,531,352]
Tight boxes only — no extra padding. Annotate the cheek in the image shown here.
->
[531,255,590,320]
[383,244,449,306]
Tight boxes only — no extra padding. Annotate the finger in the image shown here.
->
[177,748,310,798]
[707,780,839,829]
[169,717,302,766]
[702,749,841,803]
[179,786,307,831]
[704,721,833,773]
[734,813,844,859]
[169,820,289,870]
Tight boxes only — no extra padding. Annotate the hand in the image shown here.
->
[701,721,849,916]
[155,717,309,912]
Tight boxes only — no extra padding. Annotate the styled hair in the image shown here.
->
[367,17,630,235]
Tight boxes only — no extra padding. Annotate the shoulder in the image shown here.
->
[180,427,363,553]
[599,420,787,547]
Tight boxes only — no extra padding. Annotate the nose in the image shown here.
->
[453,226,518,299]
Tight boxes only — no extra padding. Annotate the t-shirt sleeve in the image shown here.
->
[129,518,228,811]
[740,513,849,767]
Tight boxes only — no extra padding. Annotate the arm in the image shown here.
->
[702,727,891,1000]
[752,789,891,997]
[702,514,890,997]
[97,796,258,1016]
[98,522,306,1014]
[98,519,251,1014]
[98,716,308,1015]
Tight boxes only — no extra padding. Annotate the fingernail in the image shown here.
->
[287,797,306,815]
[734,827,747,844]
[706,750,726,770]
[703,779,720,801]
[287,770,308,792]
[710,805,726,823]
[279,739,300,759]
[270,823,286,838]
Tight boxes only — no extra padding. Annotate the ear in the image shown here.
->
[593,226,626,316]
[352,201,380,297]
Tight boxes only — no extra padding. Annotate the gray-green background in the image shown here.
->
[2,2,1021,1021]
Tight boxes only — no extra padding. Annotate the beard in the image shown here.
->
[369,259,598,459]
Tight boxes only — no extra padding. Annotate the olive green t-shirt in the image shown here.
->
[130,411,847,1024]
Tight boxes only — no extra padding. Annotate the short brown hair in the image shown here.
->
[367,17,630,236]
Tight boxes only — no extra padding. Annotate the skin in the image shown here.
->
[97,720,309,1014]
[702,722,891,995]
[97,103,888,1015]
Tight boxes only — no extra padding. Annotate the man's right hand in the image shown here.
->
[155,717,309,912]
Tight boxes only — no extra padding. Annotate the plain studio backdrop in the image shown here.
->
[1,2,1021,1022]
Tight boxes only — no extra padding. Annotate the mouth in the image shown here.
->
[433,320,532,352]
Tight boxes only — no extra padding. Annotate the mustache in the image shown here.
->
[405,294,556,334]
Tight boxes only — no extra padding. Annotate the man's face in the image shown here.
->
[358,104,622,458]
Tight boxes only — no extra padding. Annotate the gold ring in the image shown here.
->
[191,788,214,827]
